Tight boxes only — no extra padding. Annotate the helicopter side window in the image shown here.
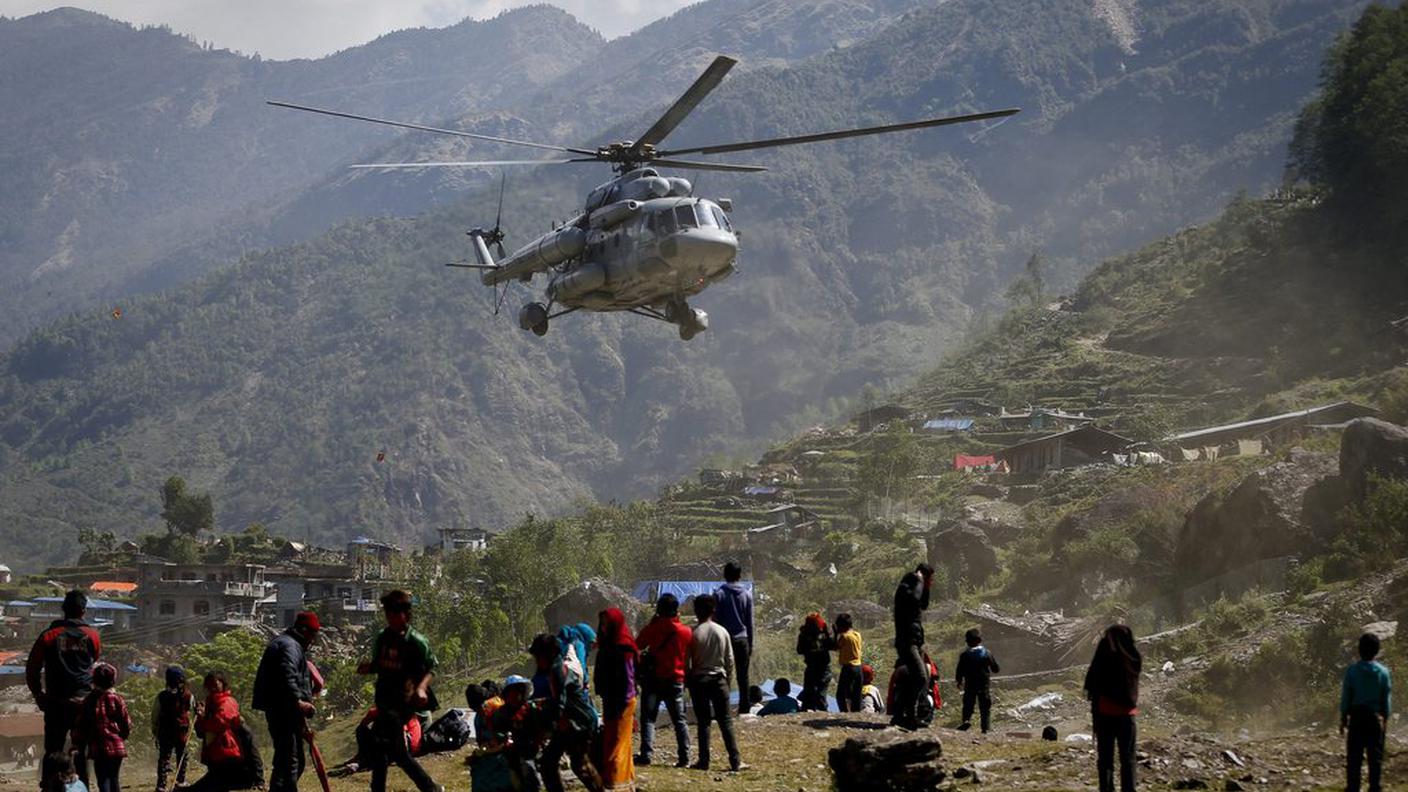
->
[656,209,677,235]
[695,203,719,228]
[674,205,697,229]
[711,206,732,231]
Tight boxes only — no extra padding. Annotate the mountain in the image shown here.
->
[0,0,1382,569]
[0,5,605,342]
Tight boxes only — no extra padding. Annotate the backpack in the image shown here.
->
[421,708,473,754]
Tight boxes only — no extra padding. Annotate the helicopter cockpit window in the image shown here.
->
[655,209,677,235]
[674,205,697,229]
[694,203,719,228]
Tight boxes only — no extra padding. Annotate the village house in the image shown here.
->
[996,425,1132,474]
[698,468,742,489]
[266,561,383,627]
[31,596,136,631]
[1165,401,1380,459]
[436,527,497,553]
[346,537,400,580]
[997,407,1097,432]
[854,404,913,433]
[134,558,274,644]
[922,417,975,433]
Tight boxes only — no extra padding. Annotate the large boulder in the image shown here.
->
[1175,449,1338,584]
[542,578,645,632]
[1340,418,1408,501]
[828,731,946,792]
[827,598,890,629]
[929,520,999,587]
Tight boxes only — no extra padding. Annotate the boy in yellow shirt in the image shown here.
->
[834,613,864,712]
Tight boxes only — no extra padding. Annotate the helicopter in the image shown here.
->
[270,56,1018,340]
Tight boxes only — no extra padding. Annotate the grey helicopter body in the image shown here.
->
[270,56,1018,340]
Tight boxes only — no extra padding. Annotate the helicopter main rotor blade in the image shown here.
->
[648,158,767,173]
[348,159,588,169]
[267,100,597,156]
[657,107,1021,158]
[633,55,738,150]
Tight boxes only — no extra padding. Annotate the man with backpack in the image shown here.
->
[634,593,693,768]
[153,666,195,792]
[252,611,319,792]
[27,590,101,789]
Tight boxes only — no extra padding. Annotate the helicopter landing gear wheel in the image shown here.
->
[518,302,550,335]
[676,306,709,341]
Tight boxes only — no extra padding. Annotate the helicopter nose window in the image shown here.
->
[656,210,677,235]
[673,205,697,229]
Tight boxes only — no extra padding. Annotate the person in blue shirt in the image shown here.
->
[757,679,801,717]
[1342,632,1392,792]
[956,629,1000,733]
[714,562,755,717]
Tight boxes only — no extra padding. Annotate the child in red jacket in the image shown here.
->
[76,662,129,792]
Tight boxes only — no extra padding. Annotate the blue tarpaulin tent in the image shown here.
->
[631,581,754,604]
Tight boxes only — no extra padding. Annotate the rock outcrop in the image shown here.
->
[1175,449,1338,584]
[1340,418,1408,500]
[828,731,946,792]
[929,519,999,587]
[542,578,644,631]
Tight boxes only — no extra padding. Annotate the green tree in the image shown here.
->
[1004,252,1046,309]
[160,476,214,537]
[1288,2,1408,233]
[181,630,266,706]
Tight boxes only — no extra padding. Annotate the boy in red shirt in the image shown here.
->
[634,593,694,768]
[76,662,129,792]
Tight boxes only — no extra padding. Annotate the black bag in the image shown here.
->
[420,708,473,754]
[232,721,265,788]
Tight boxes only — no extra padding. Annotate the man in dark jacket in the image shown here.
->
[713,562,754,717]
[252,611,319,792]
[955,629,1001,733]
[27,590,100,788]
[891,563,933,729]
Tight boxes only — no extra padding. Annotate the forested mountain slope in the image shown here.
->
[0,5,604,341]
[0,0,1383,568]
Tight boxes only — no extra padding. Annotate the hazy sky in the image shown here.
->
[0,1,701,59]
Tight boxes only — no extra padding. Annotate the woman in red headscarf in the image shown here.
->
[594,608,638,791]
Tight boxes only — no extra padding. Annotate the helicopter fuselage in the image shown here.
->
[476,168,738,337]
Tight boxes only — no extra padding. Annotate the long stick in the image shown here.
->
[304,727,332,792]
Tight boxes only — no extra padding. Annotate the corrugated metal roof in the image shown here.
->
[33,596,136,611]
[1168,402,1368,442]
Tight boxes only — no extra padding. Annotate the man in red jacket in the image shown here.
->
[634,593,693,768]
[27,590,101,788]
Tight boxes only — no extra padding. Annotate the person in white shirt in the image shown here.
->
[686,595,745,773]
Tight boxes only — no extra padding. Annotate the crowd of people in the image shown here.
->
[21,565,1394,792]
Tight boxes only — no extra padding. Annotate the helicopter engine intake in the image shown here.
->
[491,226,587,284]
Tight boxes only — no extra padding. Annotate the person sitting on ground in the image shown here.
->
[756,679,801,717]
[796,613,834,712]
[858,665,884,714]
[75,662,129,792]
[833,613,864,712]
[41,751,85,792]
[465,684,504,749]
[1342,631,1392,792]
[746,685,765,716]
[956,629,1000,733]
[489,676,543,792]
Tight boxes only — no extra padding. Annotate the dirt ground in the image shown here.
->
[4,711,1402,792]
